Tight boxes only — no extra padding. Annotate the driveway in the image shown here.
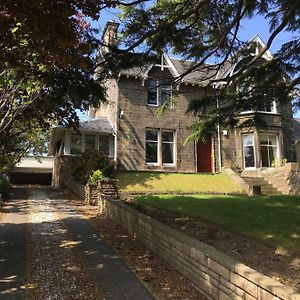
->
[0,186,153,300]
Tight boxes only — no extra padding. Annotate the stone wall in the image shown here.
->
[262,163,300,195]
[98,195,300,300]
[117,72,202,173]
[82,180,119,205]
[68,179,85,199]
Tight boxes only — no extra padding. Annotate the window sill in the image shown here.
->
[146,162,159,166]
[239,111,280,116]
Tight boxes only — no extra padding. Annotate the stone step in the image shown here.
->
[241,176,281,195]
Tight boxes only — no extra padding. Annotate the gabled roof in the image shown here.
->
[119,34,271,86]
[120,53,218,85]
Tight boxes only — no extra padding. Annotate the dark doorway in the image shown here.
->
[9,173,52,185]
[197,137,212,173]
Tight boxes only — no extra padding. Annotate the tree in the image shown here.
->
[0,1,107,173]
[113,0,300,140]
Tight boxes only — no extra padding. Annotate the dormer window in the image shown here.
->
[147,79,172,106]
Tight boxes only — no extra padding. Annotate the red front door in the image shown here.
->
[197,136,212,173]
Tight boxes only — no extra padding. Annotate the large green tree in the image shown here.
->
[0,1,106,172]
[115,0,300,140]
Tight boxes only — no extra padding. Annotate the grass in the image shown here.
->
[116,171,243,194]
[135,194,300,253]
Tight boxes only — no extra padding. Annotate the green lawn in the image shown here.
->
[135,194,300,253]
[116,171,243,194]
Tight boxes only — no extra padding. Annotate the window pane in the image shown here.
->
[162,131,173,142]
[99,135,110,155]
[260,135,269,145]
[146,130,158,141]
[85,134,96,151]
[261,146,269,167]
[243,134,254,146]
[147,79,158,105]
[70,134,83,155]
[269,135,277,146]
[162,142,174,164]
[161,80,172,104]
[244,146,255,168]
[243,134,255,168]
[146,141,158,163]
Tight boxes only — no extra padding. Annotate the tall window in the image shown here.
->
[147,79,172,106]
[85,134,96,151]
[70,133,83,155]
[260,134,278,167]
[145,129,175,165]
[243,134,255,168]
[162,131,174,164]
[99,135,110,155]
[146,130,159,163]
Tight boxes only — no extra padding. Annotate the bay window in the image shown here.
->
[69,133,111,156]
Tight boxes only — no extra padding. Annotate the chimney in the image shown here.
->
[102,21,119,53]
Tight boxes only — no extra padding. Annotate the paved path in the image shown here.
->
[0,186,153,300]
[0,188,28,300]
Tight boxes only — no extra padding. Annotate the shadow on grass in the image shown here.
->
[135,194,300,253]
[116,171,164,190]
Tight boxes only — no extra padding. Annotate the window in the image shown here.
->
[240,86,277,114]
[147,79,172,106]
[145,129,175,165]
[99,135,110,155]
[70,133,83,155]
[69,133,111,156]
[242,134,255,168]
[85,134,96,151]
[162,131,174,164]
[260,134,278,167]
[146,129,159,164]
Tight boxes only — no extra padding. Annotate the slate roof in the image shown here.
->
[293,118,300,140]
[120,57,224,85]
[78,118,114,134]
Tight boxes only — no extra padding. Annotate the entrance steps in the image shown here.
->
[240,175,281,195]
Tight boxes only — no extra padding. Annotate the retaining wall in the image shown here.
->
[98,195,300,300]
[262,163,300,195]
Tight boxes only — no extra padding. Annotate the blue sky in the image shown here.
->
[79,10,298,120]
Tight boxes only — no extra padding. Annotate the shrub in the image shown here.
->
[0,175,10,194]
[69,150,115,184]
[88,170,108,185]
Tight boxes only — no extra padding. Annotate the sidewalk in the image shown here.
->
[0,186,154,300]
[55,196,154,300]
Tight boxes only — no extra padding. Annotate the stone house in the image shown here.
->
[49,21,297,177]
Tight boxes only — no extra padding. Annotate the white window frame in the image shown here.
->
[145,129,160,165]
[147,79,172,107]
[242,133,256,169]
[260,134,279,168]
[161,130,176,166]
[145,129,176,167]
[66,132,112,157]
